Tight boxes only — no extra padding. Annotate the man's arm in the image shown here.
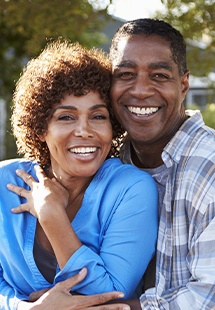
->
[108,299,141,310]
[140,216,215,309]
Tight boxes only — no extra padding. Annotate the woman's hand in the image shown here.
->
[7,166,81,269]
[7,165,69,220]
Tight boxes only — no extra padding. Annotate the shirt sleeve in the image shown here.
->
[140,203,215,309]
[0,264,28,310]
[55,171,158,299]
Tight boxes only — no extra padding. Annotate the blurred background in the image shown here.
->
[0,0,215,160]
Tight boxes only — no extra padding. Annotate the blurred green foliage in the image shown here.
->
[157,0,215,77]
[188,103,215,129]
[0,0,112,159]
[201,103,215,129]
[1,0,215,159]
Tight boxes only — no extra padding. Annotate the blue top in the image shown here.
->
[0,157,158,309]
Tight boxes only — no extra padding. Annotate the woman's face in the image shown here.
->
[41,91,112,180]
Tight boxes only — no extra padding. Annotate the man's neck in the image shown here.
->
[130,142,164,169]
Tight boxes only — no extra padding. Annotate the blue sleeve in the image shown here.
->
[0,162,30,310]
[0,264,28,310]
[56,172,158,298]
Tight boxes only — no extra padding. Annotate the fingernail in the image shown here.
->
[123,307,130,310]
[79,267,87,274]
[16,169,21,175]
[117,293,124,298]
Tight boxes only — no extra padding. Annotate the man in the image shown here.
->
[108,18,215,309]
[25,19,215,309]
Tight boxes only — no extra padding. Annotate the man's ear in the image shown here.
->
[181,70,190,94]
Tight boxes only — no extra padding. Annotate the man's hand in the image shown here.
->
[18,268,130,310]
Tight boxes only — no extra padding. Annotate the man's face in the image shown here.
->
[111,34,189,149]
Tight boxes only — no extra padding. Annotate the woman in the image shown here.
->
[0,40,158,309]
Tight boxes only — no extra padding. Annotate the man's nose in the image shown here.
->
[129,75,155,98]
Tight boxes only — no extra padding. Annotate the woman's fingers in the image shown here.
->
[16,168,36,184]
[7,168,38,199]
[34,165,49,183]
[7,183,26,196]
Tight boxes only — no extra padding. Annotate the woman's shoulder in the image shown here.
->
[0,158,38,177]
[98,158,156,185]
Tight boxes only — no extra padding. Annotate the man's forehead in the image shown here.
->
[111,36,173,69]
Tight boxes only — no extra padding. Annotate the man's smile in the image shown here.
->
[127,106,159,116]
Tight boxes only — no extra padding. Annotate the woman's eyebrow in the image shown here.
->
[54,105,77,111]
[54,104,108,112]
[89,104,108,111]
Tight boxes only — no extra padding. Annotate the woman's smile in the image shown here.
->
[41,91,113,179]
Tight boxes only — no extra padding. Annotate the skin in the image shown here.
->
[8,35,190,310]
[16,268,130,310]
[111,34,189,168]
[101,33,190,309]
[41,91,112,181]
[10,91,113,270]
[8,91,119,309]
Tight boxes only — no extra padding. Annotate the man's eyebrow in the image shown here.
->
[113,61,173,72]
[149,62,173,71]
[114,60,136,69]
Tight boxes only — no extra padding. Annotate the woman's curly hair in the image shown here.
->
[12,39,125,166]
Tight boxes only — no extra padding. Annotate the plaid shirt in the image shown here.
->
[121,110,215,309]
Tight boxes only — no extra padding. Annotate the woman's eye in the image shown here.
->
[58,115,75,121]
[92,114,107,120]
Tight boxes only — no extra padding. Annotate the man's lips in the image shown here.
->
[127,106,159,116]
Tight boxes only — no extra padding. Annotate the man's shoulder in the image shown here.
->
[165,111,215,162]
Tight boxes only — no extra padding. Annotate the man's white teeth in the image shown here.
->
[128,106,159,115]
[70,147,97,155]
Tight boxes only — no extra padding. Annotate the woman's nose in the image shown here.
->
[74,120,94,138]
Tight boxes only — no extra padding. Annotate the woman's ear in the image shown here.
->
[38,132,46,142]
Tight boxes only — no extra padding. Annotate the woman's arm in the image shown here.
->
[0,264,28,310]
[8,166,158,299]
[8,166,82,270]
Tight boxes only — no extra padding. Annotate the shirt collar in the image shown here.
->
[162,110,204,167]
[120,110,204,168]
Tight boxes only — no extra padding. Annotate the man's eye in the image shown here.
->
[153,73,169,80]
[115,72,135,80]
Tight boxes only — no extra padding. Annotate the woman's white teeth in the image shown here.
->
[70,147,97,155]
[128,106,159,115]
